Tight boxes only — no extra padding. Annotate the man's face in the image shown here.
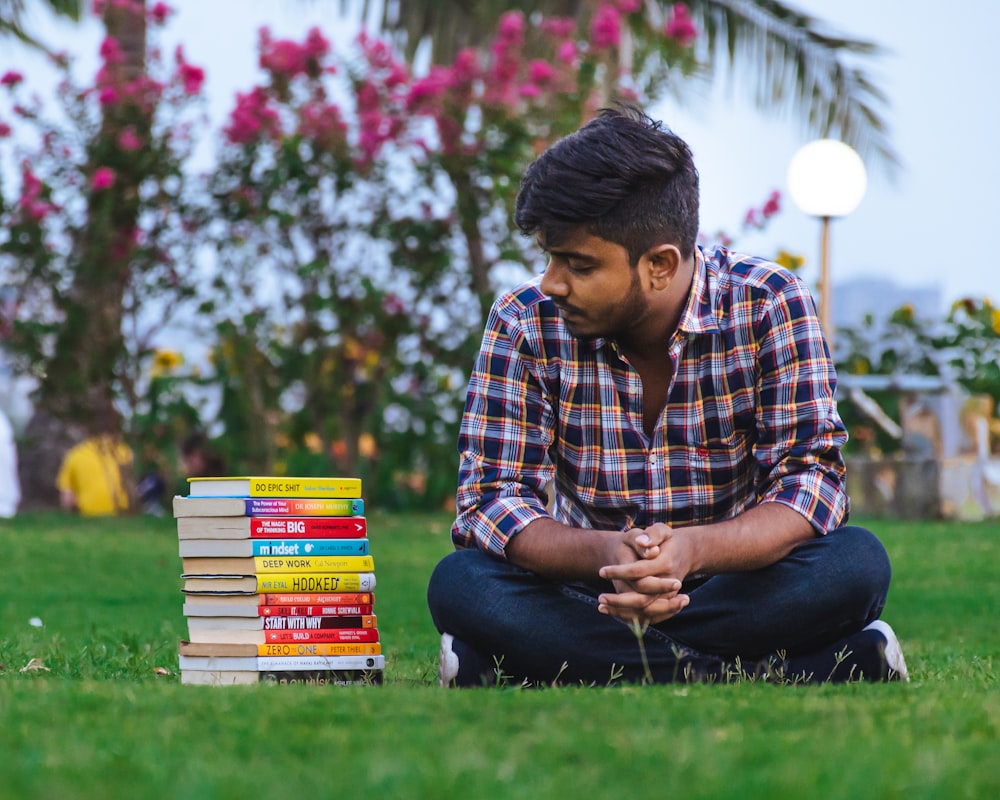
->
[538,230,647,340]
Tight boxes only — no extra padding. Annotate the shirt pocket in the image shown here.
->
[665,437,752,524]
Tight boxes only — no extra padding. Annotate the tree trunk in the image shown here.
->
[35,1,147,437]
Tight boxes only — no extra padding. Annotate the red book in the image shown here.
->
[262,592,373,606]
[176,515,367,540]
[265,628,380,644]
[260,604,374,617]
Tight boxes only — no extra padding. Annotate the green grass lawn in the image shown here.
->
[1,511,997,799]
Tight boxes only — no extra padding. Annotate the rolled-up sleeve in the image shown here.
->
[451,298,555,558]
[753,281,849,533]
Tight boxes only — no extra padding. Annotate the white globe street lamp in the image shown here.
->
[786,139,868,350]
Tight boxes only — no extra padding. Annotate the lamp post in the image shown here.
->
[786,139,868,351]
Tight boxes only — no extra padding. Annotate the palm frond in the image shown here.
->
[332,0,896,170]
[353,0,588,63]
[687,0,897,170]
[0,0,82,51]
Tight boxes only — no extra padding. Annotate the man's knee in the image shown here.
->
[827,525,892,593]
[426,548,495,633]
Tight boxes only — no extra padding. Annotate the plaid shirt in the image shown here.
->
[453,245,849,558]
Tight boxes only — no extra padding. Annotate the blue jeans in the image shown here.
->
[427,525,892,684]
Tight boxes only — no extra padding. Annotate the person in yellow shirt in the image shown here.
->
[56,434,134,516]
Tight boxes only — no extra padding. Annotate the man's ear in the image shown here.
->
[643,244,682,289]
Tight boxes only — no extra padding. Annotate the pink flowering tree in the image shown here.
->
[200,8,699,494]
[0,1,207,490]
[406,4,698,320]
[205,26,457,479]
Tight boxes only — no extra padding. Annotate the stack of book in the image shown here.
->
[173,475,383,686]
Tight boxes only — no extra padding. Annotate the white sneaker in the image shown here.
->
[864,620,910,682]
[439,632,460,687]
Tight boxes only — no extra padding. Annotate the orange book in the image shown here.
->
[257,641,382,657]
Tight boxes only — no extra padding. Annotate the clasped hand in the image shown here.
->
[596,523,692,626]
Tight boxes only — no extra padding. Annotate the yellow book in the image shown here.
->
[257,641,382,657]
[181,555,375,575]
[187,476,361,499]
[182,572,376,595]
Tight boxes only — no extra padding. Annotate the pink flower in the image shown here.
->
[497,11,526,42]
[0,122,10,138]
[98,86,120,105]
[92,166,116,191]
[528,60,557,84]
[303,26,331,62]
[519,83,542,98]
[665,3,698,47]
[407,66,453,108]
[258,28,311,78]
[616,0,641,12]
[762,190,781,218]
[590,4,622,51]
[99,36,124,65]
[172,46,206,95]
[18,167,59,221]
[148,1,172,24]
[556,41,578,65]
[452,49,480,85]
[1,70,24,87]
[180,62,204,94]
[117,126,142,151]
[382,294,407,315]
[540,18,576,39]
[298,101,347,149]
[19,168,42,203]
[224,86,281,144]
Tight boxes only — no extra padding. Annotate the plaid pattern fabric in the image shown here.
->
[453,245,849,558]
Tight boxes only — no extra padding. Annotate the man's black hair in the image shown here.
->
[514,103,700,263]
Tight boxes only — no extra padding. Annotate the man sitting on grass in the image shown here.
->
[427,104,908,687]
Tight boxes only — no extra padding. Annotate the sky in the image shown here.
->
[4,0,1000,315]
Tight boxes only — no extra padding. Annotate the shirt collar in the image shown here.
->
[675,245,721,337]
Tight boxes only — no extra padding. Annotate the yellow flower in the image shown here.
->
[358,433,377,459]
[951,297,978,317]
[774,250,806,271]
[991,308,1000,336]
[150,348,183,378]
[303,432,323,454]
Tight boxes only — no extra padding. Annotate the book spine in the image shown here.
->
[263,628,380,644]
[253,555,374,573]
[257,573,375,593]
[246,498,364,516]
[246,478,361,497]
[188,477,362,498]
[260,669,383,686]
[179,655,257,670]
[263,614,375,630]
[257,654,385,670]
[178,641,257,657]
[260,592,373,606]
[181,654,386,671]
[257,642,382,657]
[251,539,369,557]
[249,517,367,537]
[259,604,374,617]
[180,670,261,686]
